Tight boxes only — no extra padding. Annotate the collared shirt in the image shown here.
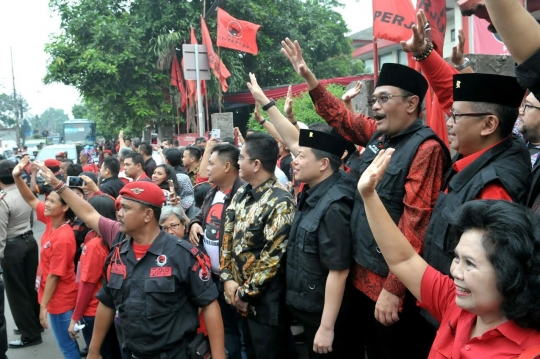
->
[0,185,32,259]
[97,217,217,356]
[419,266,540,358]
[187,166,200,187]
[448,138,512,201]
[310,83,449,304]
[220,176,296,302]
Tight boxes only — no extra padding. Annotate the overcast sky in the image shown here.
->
[0,0,373,121]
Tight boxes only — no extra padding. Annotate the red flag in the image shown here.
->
[170,54,187,112]
[216,8,261,55]
[426,89,450,148]
[417,0,447,56]
[201,16,231,92]
[181,57,196,107]
[373,0,416,43]
[190,28,207,101]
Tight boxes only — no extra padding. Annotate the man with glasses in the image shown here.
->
[517,94,540,213]
[404,9,531,327]
[282,38,450,359]
[220,133,296,359]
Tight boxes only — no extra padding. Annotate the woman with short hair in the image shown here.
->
[159,205,189,240]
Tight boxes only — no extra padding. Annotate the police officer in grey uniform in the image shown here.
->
[0,160,42,351]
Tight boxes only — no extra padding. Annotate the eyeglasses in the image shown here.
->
[522,103,540,112]
[238,155,255,161]
[368,94,411,106]
[162,223,183,232]
[449,110,493,123]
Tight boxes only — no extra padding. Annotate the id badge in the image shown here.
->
[35,268,42,291]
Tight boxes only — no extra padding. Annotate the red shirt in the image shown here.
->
[79,236,109,317]
[418,49,458,114]
[132,243,151,261]
[448,138,513,201]
[419,266,540,358]
[135,172,151,182]
[36,202,78,314]
[310,84,449,305]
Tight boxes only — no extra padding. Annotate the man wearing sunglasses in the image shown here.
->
[282,38,450,358]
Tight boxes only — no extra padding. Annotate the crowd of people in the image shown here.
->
[2,2,540,359]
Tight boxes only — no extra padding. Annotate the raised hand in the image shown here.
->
[451,29,466,65]
[400,10,429,54]
[36,162,61,188]
[284,86,294,118]
[281,38,312,79]
[357,148,394,198]
[342,81,362,103]
[12,156,30,177]
[247,72,270,106]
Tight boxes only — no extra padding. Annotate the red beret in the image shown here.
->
[119,182,165,208]
[55,151,66,157]
[103,150,112,155]
[44,159,62,168]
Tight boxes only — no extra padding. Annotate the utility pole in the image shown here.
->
[10,47,21,147]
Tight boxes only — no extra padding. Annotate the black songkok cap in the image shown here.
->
[453,73,526,108]
[376,63,429,104]
[299,129,349,157]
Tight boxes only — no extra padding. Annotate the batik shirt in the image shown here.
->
[220,176,296,302]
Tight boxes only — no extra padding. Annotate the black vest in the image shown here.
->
[286,171,355,313]
[423,135,531,277]
[527,159,540,213]
[352,119,449,276]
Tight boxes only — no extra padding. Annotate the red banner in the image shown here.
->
[473,16,510,55]
[216,8,261,55]
[372,0,416,43]
[170,55,187,112]
[201,16,231,92]
[417,0,447,55]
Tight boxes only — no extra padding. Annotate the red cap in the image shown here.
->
[55,151,66,157]
[119,182,165,208]
[103,150,113,155]
[44,159,62,168]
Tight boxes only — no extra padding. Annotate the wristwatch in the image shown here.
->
[454,57,470,71]
[262,99,276,111]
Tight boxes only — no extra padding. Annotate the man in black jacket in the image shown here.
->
[188,143,244,359]
[99,157,125,198]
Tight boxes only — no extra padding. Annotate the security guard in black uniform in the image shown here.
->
[286,129,356,358]
[34,170,226,359]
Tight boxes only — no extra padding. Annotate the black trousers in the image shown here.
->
[0,278,7,359]
[351,289,436,359]
[1,236,41,342]
[294,309,356,359]
[241,316,292,359]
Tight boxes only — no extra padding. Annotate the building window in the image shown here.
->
[379,53,393,70]
[451,29,456,42]
[364,59,374,74]
[398,50,408,65]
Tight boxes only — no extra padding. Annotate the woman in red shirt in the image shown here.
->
[358,149,540,358]
[13,157,80,358]
[68,195,121,359]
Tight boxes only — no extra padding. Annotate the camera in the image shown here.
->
[67,176,84,187]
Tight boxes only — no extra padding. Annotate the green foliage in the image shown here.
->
[247,83,346,131]
[72,103,88,119]
[38,108,70,134]
[45,0,361,135]
[0,93,30,128]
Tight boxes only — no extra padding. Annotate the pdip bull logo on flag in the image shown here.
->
[227,21,243,39]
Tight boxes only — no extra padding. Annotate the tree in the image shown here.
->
[45,0,362,135]
[247,84,347,131]
[72,103,88,119]
[38,108,70,135]
[0,93,30,129]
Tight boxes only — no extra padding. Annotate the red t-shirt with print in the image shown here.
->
[79,236,110,317]
[36,202,78,314]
